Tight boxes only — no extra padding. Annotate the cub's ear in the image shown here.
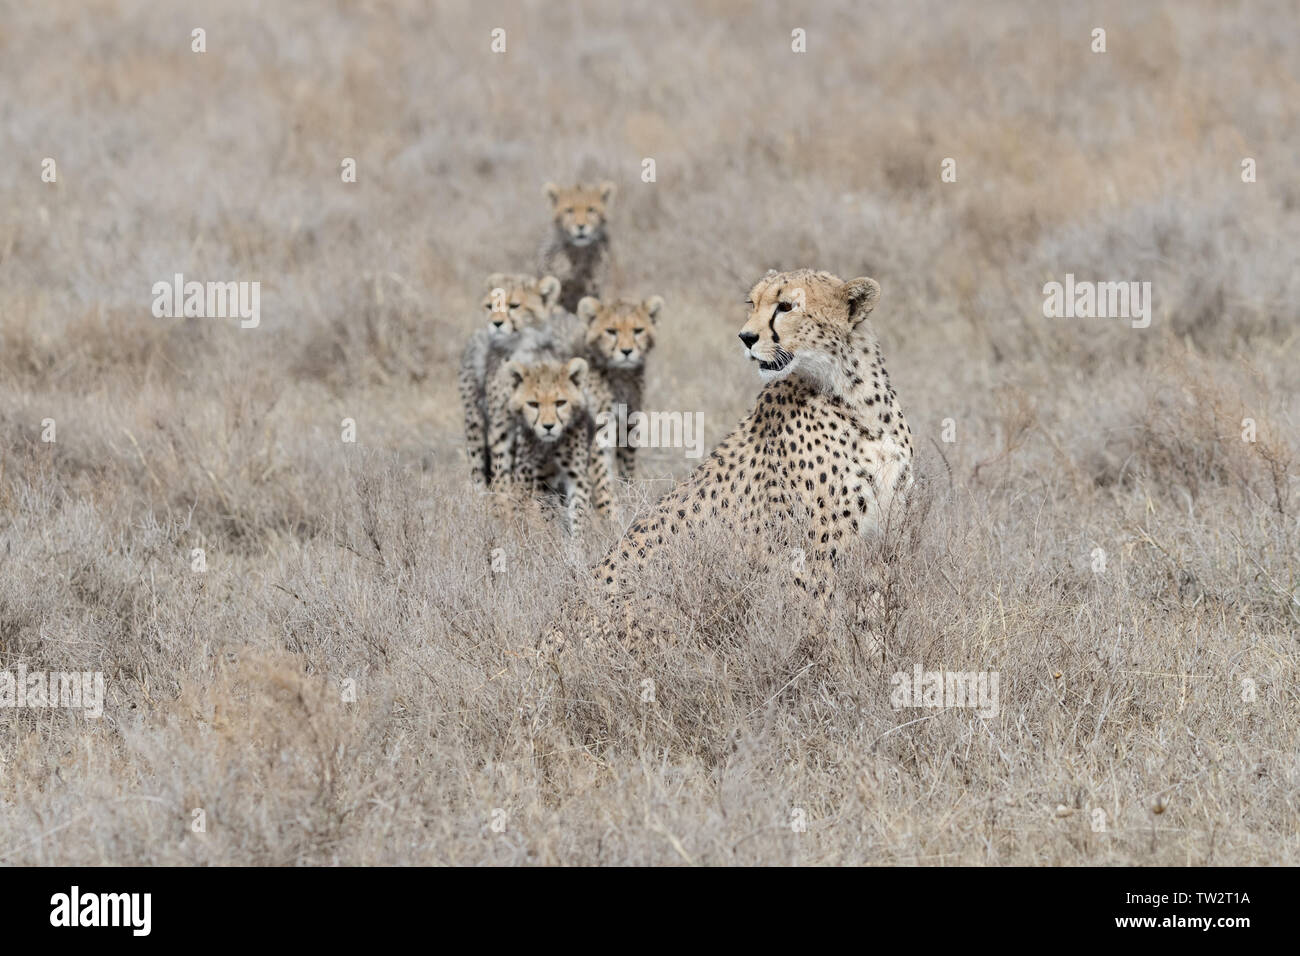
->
[566,356,588,387]
[842,276,881,324]
[598,181,616,204]
[505,361,526,388]
[643,295,664,322]
[543,182,560,203]
[577,296,602,324]
[537,275,561,306]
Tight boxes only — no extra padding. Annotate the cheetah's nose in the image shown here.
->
[620,348,633,356]
[738,331,759,349]
[542,422,554,431]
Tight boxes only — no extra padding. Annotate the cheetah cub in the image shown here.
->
[538,181,616,313]
[497,356,594,535]
[458,273,560,486]
[578,295,663,480]
[485,314,614,521]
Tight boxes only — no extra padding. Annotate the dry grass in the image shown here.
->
[0,0,1296,865]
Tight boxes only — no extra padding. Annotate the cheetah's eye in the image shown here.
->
[633,328,646,335]
[777,301,793,312]
[564,207,575,214]
[605,328,617,336]
[555,400,567,408]
[526,401,539,409]
[587,206,596,214]
[509,302,521,310]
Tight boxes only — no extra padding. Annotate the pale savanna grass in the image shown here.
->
[0,0,1296,864]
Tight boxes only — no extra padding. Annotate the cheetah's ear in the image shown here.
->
[537,275,561,307]
[598,181,616,204]
[643,295,664,322]
[543,182,560,204]
[842,276,881,325]
[505,361,526,388]
[566,356,588,387]
[577,296,602,324]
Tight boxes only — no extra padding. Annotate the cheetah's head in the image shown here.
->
[738,269,881,391]
[543,181,614,247]
[479,273,561,336]
[505,357,588,443]
[579,295,663,370]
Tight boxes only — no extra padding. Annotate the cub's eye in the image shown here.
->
[509,302,521,309]
[526,401,539,409]
[744,300,754,308]
[555,400,567,408]
[777,301,793,312]
[587,206,597,214]
[564,206,575,214]
[605,328,617,336]
[633,327,646,334]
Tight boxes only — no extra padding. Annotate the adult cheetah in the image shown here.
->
[545,269,913,651]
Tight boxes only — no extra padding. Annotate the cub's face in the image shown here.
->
[479,274,560,337]
[579,296,663,370]
[738,269,880,383]
[506,357,588,442]
[543,181,614,247]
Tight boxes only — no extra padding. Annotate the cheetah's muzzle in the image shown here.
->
[758,348,794,373]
